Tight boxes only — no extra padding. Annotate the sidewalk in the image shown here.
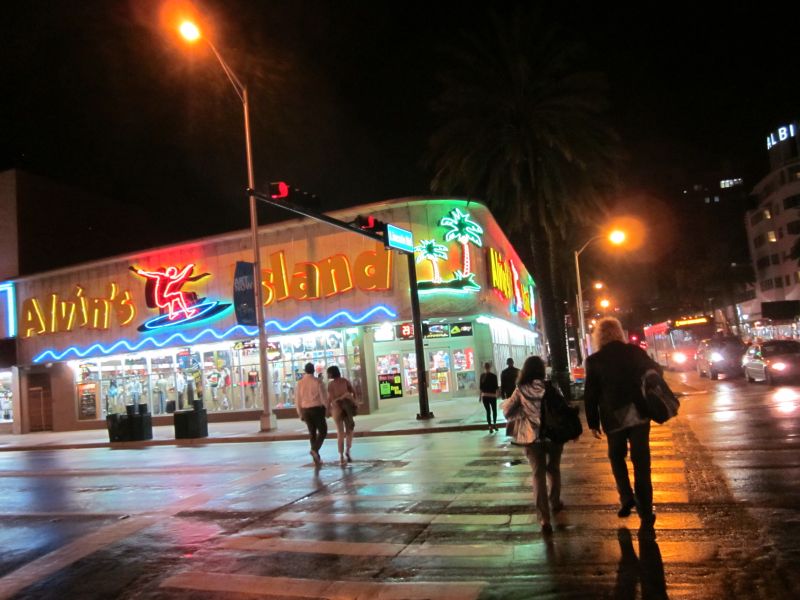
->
[0,395,498,452]
[0,372,700,452]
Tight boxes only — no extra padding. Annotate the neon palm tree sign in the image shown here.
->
[415,240,449,283]
[440,208,483,276]
[415,208,483,294]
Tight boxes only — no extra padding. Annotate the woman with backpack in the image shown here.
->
[502,355,566,535]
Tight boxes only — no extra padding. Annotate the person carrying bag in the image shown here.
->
[326,365,359,466]
[502,356,566,535]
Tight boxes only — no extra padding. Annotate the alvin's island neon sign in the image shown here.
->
[21,284,137,338]
[260,247,392,306]
[130,263,231,332]
[487,247,535,322]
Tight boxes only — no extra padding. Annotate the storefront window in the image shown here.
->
[429,349,451,394]
[454,347,476,392]
[0,371,13,422]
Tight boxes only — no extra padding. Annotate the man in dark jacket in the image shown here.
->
[584,317,660,530]
[479,362,500,432]
[500,358,520,399]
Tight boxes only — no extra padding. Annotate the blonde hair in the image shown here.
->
[593,317,626,350]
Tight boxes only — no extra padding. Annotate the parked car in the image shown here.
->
[695,337,747,380]
[742,340,800,385]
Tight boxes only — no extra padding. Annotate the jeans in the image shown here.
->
[481,396,497,426]
[524,441,564,524]
[606,422,653,517]
[302,406,327,452]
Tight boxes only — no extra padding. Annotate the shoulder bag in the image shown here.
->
[639,369,679,424]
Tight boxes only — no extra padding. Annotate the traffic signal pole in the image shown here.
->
[248,188,434,420]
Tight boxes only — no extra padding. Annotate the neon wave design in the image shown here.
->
[33,305,397,363]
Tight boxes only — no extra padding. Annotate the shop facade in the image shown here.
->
[3,198,541,433]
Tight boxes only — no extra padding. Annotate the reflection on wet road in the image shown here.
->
[0,373,797,598]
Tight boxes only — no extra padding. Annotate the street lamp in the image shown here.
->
[574,230,625,363]
[178,20,275,431]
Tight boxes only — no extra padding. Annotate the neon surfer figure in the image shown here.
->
[130,264,210,321]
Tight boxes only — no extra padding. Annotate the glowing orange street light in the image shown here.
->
[178,20,201,42]
[593,281,604,290]
[574,227,628,362]
[174,14,274,431]
[599,298,611,309]
[609,229,626,245]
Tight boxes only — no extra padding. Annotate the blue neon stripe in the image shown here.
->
[32,304,397,363]
[0,283,15,338]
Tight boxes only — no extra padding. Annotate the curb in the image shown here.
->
[0,421,501,453]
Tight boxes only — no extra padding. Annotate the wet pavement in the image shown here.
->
[0,373,798,599]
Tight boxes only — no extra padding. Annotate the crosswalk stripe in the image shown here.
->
[160,572,488,599]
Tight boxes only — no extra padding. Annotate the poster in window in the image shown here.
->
[77,382,99,420]
[378,373,403,399]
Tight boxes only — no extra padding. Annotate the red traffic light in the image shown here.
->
[354,214,385,232]
[269,181,290,199]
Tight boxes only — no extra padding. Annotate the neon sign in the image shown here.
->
[487,247,533,318]
[21,283,136,338]
[261,247,392,306]
[130,263,230,332]
[32,304,398,363]
[766,123,796,150]
[0,282,16,338]
[415,209,482,294]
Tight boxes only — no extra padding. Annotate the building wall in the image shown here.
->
[0,171,19,280]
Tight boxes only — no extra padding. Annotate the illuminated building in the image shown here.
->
[745,119,800,332]
[0,198,541,434]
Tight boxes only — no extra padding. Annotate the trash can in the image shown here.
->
[106,414,127,442]
[130,404,153,441]
[174,408,208,439]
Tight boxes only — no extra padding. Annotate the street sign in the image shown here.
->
[385,224,414,253]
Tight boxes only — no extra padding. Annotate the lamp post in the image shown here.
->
[574,230,625,363]
[179,20,275,430]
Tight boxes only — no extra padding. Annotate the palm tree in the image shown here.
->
[439,208,484,276]
[428,7,620,395]
[415,239,449,283]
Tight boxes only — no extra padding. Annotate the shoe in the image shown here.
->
[552,501,565,514]
[339,454,347,466]
[345,451,352,463]
[541,522,553,535]
[310,450,322,467]
[617,499,636,518]
[639,513,656,530]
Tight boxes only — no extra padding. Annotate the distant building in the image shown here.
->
[744,120,800,329]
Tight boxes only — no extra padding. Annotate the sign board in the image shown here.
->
[233,261,257,326]
[449,322,473,337]
[378,373,403,399]
[385,224,414,253]
[396,322,415,340]
[424,324,450,339]
[77,382,99,420]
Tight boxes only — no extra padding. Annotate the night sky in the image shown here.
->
[3,1,800,291]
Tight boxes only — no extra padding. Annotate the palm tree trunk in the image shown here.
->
[529,226,571,400]
[431,260,441,283]
[462,241,471,275]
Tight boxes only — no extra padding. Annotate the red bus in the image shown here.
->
[643,316,716,370]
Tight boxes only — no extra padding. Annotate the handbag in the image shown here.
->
[541,384,583,444]
[639,369,680,424]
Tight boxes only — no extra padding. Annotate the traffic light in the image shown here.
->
[268,181,290,199]
[353,214,386,235]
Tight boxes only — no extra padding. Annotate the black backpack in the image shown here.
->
[541,382,583,444]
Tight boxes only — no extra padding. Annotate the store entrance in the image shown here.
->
[28,385,53,432]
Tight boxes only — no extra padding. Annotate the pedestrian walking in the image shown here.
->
[327,365,358,466]
[502,356,565,534]
[296,362,329,467]
[584,317,660,531]
[479,362,499,432]
[500,357,520,399]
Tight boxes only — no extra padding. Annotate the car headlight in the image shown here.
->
[772,362,787,371]
[673,352,687,364]
[710,351,724,362]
